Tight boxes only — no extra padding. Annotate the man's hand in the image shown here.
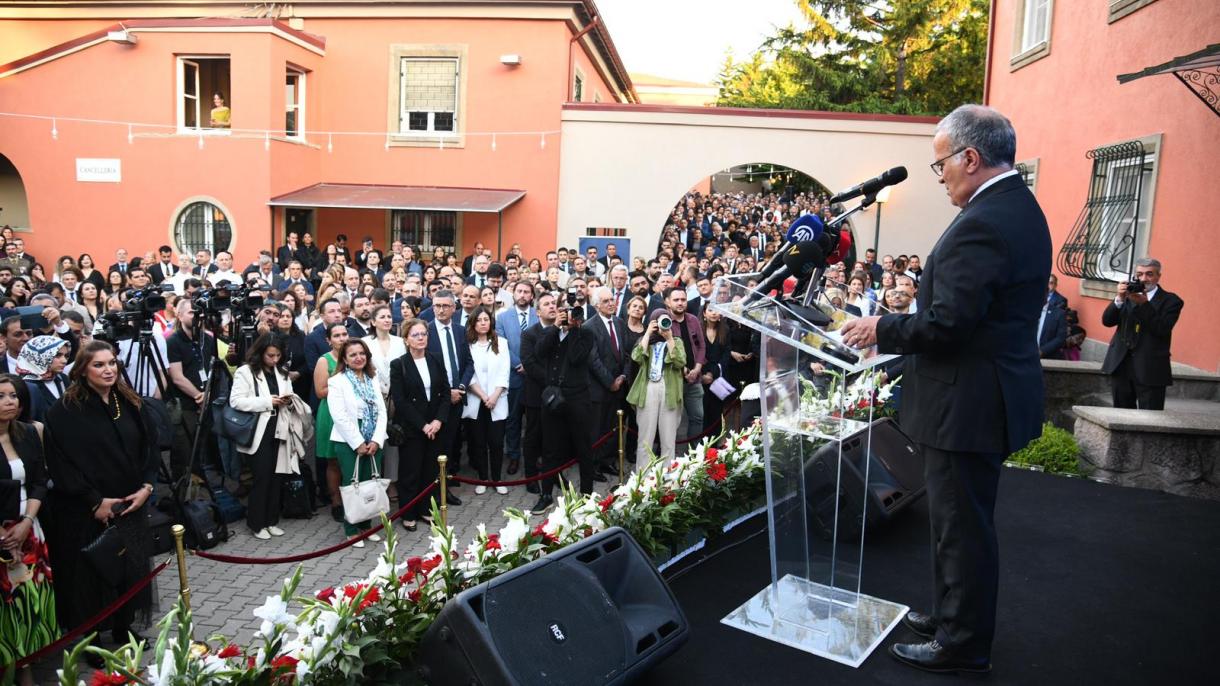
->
[42,306,61,328]
[450,389,463,405]
[611,375,625,392]
[1128,291,1148,306]
[1116,281,1128,302]
[840,316,881,349]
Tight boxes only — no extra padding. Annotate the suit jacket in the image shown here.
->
[581,315,624,402]
[277,244,304,271]
[193,263,219,278]
[1100,288,1183,387]
[148,261,178,285]
[426,319,474,391]
[107,262,130,277]
[536,325,595,402]
[519,323,548,408]
[1038,305,1067,359]
[1047,290,1068,312]
[876,174,1050,455]
[495,307,539,390]
[274,277,315,295]
[389,352,450,439]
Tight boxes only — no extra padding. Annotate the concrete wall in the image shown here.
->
[556,104,959,258]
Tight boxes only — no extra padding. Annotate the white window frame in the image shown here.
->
[1017,158,1039,195]
[573,67,585,102]
[1096,150,1156,282]
[398,57,460,137]
[176,55,231,135]
[285,67,306,139]
[1020,0,1050,53]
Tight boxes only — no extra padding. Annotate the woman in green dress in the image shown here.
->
[313,322,348,522]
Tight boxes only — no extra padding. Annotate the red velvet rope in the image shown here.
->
[11,559,171,671]
[194,482,437,565]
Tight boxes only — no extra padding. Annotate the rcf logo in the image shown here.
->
[548,622,567,643]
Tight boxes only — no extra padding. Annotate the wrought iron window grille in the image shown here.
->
[1056,141,1148,282]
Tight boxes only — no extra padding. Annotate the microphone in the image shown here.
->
[829,166,908,204]
[744,240,825,304]
[754,214,824,284]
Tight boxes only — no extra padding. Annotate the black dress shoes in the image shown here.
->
[525,482,541,494]
[529,496,554,515]
[903,611,937,639]
[592,472,608,483]
[889,640,991,675]
[445,493,462,506]
[506,459,520,475]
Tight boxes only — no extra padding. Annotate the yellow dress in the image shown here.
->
[210,106,231,128]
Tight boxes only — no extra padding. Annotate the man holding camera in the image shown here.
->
[1101,257,1183,410]
[662,287,705,448]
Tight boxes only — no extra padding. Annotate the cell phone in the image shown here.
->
[111,501,131,515]
[16,305,47,331]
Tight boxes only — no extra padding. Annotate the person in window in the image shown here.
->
[209,92,231,129]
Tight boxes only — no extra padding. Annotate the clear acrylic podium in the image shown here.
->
[710,274,908,668]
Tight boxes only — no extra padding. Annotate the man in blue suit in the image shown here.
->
[426,289,472,504]
[495,281,538,477]
[843,105,1050,675]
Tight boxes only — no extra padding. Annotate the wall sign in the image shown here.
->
[75,158,121,183]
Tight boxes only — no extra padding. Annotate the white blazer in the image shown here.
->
[362,334,407,397]
[327,371,389,450]
[229,365,294,455]
[463,336,511,421]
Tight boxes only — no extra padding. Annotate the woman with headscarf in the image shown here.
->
[16,336,69,423]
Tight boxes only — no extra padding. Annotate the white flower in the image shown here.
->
[366,556,394,586]
[542,506,572,537]
[147,648,177,686]
[498,515,530,553]
[252,595,294,637]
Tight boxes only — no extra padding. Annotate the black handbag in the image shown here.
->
[213,373,261,447]
[541,385,566,411]
[81,524,127,588]
[386,422,406,447]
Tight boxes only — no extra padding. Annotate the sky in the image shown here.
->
[595,0,808,84]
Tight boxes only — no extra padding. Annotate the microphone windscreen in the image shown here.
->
[786,214,824,243]
[884,166,909,184]
[783,240,825,276]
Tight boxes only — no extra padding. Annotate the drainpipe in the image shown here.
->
[568,15,601,102]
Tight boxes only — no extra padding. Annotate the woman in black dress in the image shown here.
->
[274,304,310,400]
[700,306,732,437]
[389,318,450,531]
[43,341,158,647]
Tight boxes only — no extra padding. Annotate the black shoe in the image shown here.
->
[445,493,462,506]
[903,611,937,639]
[592,472,608,483]
[599,463,619,476]
[888,640,991,675]
[401,520,418,532]
[331,505,344,522]
[507,459,520,475]
[526,482,541,494]
[529,496,554,515]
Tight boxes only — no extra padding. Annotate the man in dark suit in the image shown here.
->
[107,248,130,279]
[1046,273,1068,311]
[1101,258,1183,410]
[148,245,178,285]
[425,289,472,501]
[193,249,219,279]
[495,281,538,478]
[519,293,557,495]
[842,105,1050,675]
[1038,298,1067,360]
[583,286,626,478]
[277,231,304,271]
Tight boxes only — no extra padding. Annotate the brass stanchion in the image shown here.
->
[437,454,449,530]
[171,524,190,611]
[617,409,625,483]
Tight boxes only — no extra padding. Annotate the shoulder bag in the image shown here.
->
[214,372,261,447]
[340,451,390,524]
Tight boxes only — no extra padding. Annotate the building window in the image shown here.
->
[1010,0,1053,70]
[573,70,584,102]
[393,210,457,254]
[1017,159,1039,194]
[399,58,459,135]
[1109,0,1161,23]
[178,57,232,131]
[1057,140,1157,284]
[285,68,305,138]
[174,201,232,255]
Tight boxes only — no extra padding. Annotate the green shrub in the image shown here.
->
[1009,422,1083,475]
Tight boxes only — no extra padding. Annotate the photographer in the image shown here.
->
[1101,258,1184,410]
[626,308,686,471]
[662,287,706,447]
[530,295,597,514]
[166,299,218,481]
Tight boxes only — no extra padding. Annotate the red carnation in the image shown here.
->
[89,672,130,686]
[706,462,728,482]
[669,461,679,471]
[704,447,719,463]
[357,586,381,612]
[532,524,558,545]
[422,554,443,572]
[217,644,242,659]
[270,654,299,682]
[660,492,676,506]
[408,588,422,604]
[315,586,336,603]
[599,493,615,512]
[343,583,364,600]
[406,556,423,575]
[484,536,502,552]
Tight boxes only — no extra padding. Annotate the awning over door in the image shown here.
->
[1117,43,1220,118]
[268,183,525,213]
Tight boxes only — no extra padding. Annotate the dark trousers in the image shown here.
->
[246,415,282,532]
[542,397,594,495]
[443,401,465,472]
[522,404,544,479]
[1111,358,1166,409]
[593,392,626,467]
[465,407,506,481]
[505,385,524,461]
[923,445,1005,658]
[397,434,441,520]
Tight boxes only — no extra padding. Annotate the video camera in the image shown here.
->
[192,284,265,317]
[94,285,170,342]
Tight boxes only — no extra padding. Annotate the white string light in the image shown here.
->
[127,124,134,144]
[327,132,333,154]
[51,117,58,140]
[491,133,497,152]
[264,132,270,151]
[540,133,546,149]
[197,132,204,149]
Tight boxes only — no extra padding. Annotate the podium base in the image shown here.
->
[721,574,907,668]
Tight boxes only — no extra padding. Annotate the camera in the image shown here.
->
[95,285,170,342]
[1126,279,1145,295]
[565,286,584,322]
[657,313,673,331]
[125,285,167,314]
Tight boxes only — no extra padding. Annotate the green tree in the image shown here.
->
[717,0,989,115]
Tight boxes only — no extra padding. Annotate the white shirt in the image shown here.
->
[437,321,458,384]
[211,270,242,286]
[968,169,1021,204]
[413,355,432,398]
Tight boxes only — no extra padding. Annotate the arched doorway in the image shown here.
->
[0,154,29,230]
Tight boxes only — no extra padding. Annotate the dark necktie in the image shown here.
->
[519,311,527,331]
[444,326,458,385]
[607,318,620,360]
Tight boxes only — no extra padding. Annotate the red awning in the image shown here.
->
[267,183,525,213]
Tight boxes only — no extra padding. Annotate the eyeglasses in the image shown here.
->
[930,147,968,177]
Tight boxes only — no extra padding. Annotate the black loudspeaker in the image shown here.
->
[417,527,689,686]
[803,417,926,541]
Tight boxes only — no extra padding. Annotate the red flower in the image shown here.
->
[484,536,502,552]
[668,461,679,471]
[706,463,728,482]
[343,584,364,600]
[315,587,336,603]
[598,493,615,512]
[406,556,423,575]
[217,644,242,659]
[270,654,299,682]
[408,588,422,604]
[531,524,558,545]
[89,672,130,686]
[659,492,676,506]
[422,554,443,572]
[247,656,256,670]
[357,586,381,612]
[704,447,719,463]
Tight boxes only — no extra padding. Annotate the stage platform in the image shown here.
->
[639,467,1220,685]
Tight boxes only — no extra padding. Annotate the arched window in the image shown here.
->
[174,201,232,255]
